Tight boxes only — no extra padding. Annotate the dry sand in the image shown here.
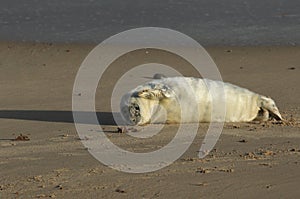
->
[0,42,300,198]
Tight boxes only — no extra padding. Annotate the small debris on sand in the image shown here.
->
[33,175,43,182]
[259,163,272,167]
[181,157,197,162]
[115,188,126,193]
[117,127,127,133]
[233,124,240,128]
[226,124,240,129]
[36,194,47,198]
[219,168,234,173]
[196,167,212,174]
[266,184,272,189]
[261,150,275,156]
[191,182,208,187]
[289,148,298,152]
[60,134,70,138]
[197,167,234,174]
[55,184,63,190]
[242,152,258,160]
[13,134,30,141]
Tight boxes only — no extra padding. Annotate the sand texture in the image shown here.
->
[0,42,300,198]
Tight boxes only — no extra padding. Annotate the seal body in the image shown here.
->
[120,77,282,125]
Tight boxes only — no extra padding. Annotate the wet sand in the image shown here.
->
[0,42,300,198]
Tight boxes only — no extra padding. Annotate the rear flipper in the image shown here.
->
[257,96,283,121]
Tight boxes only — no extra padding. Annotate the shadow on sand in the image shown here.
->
[0,110,120,126]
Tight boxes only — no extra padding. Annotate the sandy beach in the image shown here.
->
[0,42,300,198]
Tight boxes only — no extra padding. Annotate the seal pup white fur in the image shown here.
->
[120,76,282,125]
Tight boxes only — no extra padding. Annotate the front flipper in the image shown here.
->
[260,96,283,120]
[137,83,174,100]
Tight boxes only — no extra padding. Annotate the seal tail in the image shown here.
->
[260,96,283,120]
